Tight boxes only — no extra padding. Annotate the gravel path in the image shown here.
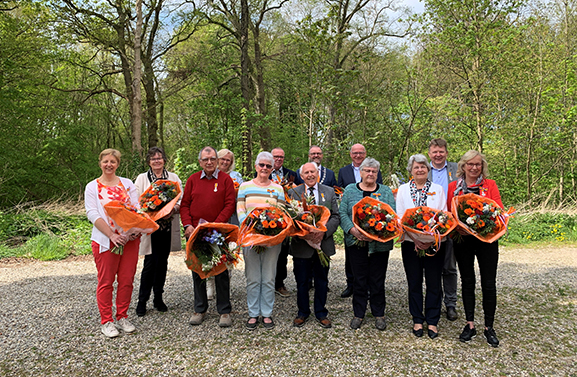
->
[1,244,576,376]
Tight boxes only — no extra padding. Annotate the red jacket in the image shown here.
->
[180,170,236,228]
[447,179,503,209]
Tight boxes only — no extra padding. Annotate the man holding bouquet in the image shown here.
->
[180,146,236,328]
[289,162,340,328]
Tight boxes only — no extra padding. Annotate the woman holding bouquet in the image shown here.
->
[134,147,183,316]
[237,151,286,330]
[339,157,395,331]
[446,150,503,347]
[396,154,447,339]
[84,149,141,338]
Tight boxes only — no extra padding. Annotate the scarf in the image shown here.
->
[453,175,484,197]
[147,168,169,183]
[409,179,432,207]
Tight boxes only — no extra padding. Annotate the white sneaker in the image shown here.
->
[207,277,215,300]
[101,322,120,338]
[116,317,136,334]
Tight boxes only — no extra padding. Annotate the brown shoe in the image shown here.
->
[293,316,308,327]
[317,317,332,328]
[275,287,290,297]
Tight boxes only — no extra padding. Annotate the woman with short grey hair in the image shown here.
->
[396,153,446,339]
[237,151,285,330]
[339,157,395,331]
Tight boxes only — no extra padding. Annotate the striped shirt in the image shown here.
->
[237,180,285,224]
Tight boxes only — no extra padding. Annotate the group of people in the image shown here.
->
[85,138,504,348]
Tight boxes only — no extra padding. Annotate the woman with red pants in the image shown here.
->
[85,149,141,338]
[447,150,503,347]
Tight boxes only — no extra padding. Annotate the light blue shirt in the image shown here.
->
[430,162,449,195]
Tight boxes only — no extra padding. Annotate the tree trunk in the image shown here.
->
[143,57,158,149]
[240,0,253,175]
[132,0,143,156]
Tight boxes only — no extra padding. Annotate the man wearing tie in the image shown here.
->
[427,138,459,321]
[337,143,382,298]
[289,162,340,328]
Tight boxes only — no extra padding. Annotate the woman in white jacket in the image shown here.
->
[85,149,141,338]
[134,147,182,316]
[396,154,447,340]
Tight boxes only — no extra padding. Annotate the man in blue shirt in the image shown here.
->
[427,138,459,321]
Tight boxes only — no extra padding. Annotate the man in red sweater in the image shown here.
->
[180,146,236,327]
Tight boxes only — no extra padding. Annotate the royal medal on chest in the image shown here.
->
[214,183,218,192]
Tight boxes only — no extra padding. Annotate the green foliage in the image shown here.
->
[502,212,577,244]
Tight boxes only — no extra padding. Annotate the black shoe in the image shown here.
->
[136,301,147,317]
[484,327,500,347]
[428,329,439,339]
[245,317,259,330]
[412,328,423,337]
[153,299,168,312]
[262,317,275,329]
[459,324,477,342]
[375,317,387,331]
[350,317,363,329]
[340,286,353,298]
[446,307,458,321]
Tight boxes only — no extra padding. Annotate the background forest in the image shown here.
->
[1,0,576,210]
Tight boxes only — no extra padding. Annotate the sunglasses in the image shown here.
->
[258,163,272,169]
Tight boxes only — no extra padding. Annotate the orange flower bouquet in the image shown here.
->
[185,222,240,279]
[238,206,293,253]
[103,201,159,254]
[284,195,331,266]
[451,193,515,243]
[401,206,457,256]
[352,197,401,244]
[139,180,182,222]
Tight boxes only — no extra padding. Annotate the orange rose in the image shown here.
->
[262,220,269,228]
[375,222,384,231]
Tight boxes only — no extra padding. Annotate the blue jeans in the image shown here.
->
[244,244,282,317]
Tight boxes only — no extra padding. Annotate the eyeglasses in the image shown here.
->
[200,157,217,163]
[351,152,366,156]
[466,163,482,168]
[258,163,272,169]
[362,169,378,174]
[273,155,285,159]
[150,157,164,162]
[309,152,322,156]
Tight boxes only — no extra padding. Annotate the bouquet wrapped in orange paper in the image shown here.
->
[352,196,401,243]
[185,221,240,279]
[400,206,457,256]
[103,201,159,254]
[139,180,182,221]
[451,193,515,243]
[238,206,293,253]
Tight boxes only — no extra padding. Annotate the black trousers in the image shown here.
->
[344,244,354,288]
[401,241,445,326]
[454,236,499,328]
[275,238,291,289]
[192,269,231,314]
[138,226,171,303]
[349,245,390,318]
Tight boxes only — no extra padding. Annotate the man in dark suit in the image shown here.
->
[289,162,340,328]
[296,145,337,187]
[337,143,382,298]
[428,138,459,321]
[268,147,301,297]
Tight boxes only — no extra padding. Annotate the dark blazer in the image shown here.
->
[288,183,340,259]
[337,163,383,188]
[296,165,337,188]
[255,166,303,185]
[427,161,458,185]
